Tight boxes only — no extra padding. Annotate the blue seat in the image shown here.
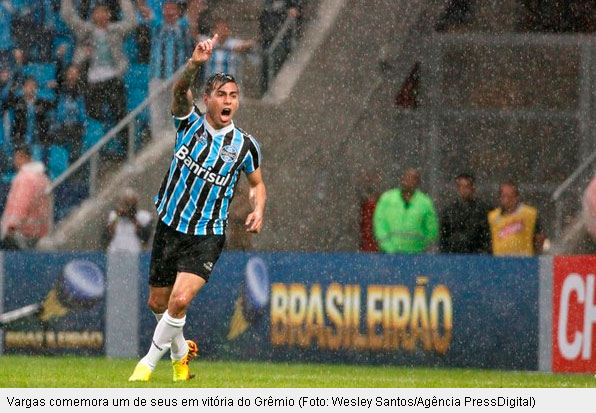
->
[124,64,149,90]
[83,118,105,153]
[48,145,70,180]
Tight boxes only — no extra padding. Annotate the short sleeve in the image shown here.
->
[242,136,261,174]
[173,105,200,132]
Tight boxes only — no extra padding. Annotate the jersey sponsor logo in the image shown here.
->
[198,131,208,145]
[498,220,524,239]
[220,145,238,163]
[175,144,231,186]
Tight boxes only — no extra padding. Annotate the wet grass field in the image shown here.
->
[0,356,594,388]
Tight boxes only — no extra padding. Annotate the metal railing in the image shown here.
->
[551,149,596,240]
[264,15,298,89]
[45,64,186,197]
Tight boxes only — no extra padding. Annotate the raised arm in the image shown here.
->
[244,168,266,234]
[60,0,91,37]
[110,0,137,35]
[171,34,218,117]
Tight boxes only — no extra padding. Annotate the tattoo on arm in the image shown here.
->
[172,60,201,116]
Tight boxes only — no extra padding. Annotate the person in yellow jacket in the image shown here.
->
[488,181,546,256]
[373,168,438,253]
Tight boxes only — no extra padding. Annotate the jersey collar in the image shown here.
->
[203,116,235,137]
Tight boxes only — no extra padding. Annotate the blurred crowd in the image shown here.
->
[0,0,307,249]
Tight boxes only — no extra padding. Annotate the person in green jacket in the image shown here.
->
[373,168,439,253]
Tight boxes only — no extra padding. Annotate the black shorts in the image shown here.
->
[149,219,225,287]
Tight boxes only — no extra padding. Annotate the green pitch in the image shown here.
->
[0,356,594,388]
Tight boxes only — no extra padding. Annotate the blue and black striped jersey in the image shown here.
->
[154,106,261,235]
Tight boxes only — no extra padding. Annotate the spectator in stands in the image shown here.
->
[12,0,58,63]
[138,0,192,137]
[74,0,121,21]
[4,77,54,162]
[259,0,304,93]
[373,168,438,254]
[104,187,152,253]
[200,17,256,84]
[187,0,215,39]
[60,0,136,157]
[488,181,546,256]
[0,144,51,249]
[439,172,491,254]
[0,65,16,166]
[0,1,18,69]
[50,65,87,162]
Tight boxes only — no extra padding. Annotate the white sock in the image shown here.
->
[153,311,186,360]
[141,311,185,370]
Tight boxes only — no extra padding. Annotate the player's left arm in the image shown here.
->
[244,168,266,233]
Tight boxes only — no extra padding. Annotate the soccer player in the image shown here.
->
[129,34,266,382]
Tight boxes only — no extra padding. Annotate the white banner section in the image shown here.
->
[1,388,595,412]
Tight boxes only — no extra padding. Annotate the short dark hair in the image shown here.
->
[501,180,519,196]
[13,143,31,157]
[456,172,475,185]
[204,72,237,95]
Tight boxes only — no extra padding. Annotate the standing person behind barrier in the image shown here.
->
[440,172,491,253]
[5,77,54,163]
[104,187,152,253]
[50,65,87,163]
[60,0,136,157]
[373,168,438,254]
[488,181,546,256]
[137,0,193,138]
[0,145,51,250]
[129,35,266,382]
[259,0,304,93]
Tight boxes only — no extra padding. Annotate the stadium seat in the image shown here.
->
[124,64,149,89]
[48,145,70,180]
[83,118,105,153]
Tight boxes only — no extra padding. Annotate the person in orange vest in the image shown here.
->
[488,181,546,256]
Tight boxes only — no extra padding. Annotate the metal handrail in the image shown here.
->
[551,148,596,240]
[264,15,297,88]
[551,149,596,202]
[45,64,186,195]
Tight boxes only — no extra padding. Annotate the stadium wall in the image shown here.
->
[0,252,594,373]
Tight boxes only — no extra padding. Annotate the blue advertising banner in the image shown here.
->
[138,253,540,370]
[1,252,106,356]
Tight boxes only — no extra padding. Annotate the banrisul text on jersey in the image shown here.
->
[154,106,261,235]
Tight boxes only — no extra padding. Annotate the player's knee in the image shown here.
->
[168,292,191,314]
[147,296,167,314]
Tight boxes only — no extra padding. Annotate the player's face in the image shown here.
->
[204,81,239,129]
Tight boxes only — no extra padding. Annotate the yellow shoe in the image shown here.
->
[172,340,198,381]
[128,361,152,382]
